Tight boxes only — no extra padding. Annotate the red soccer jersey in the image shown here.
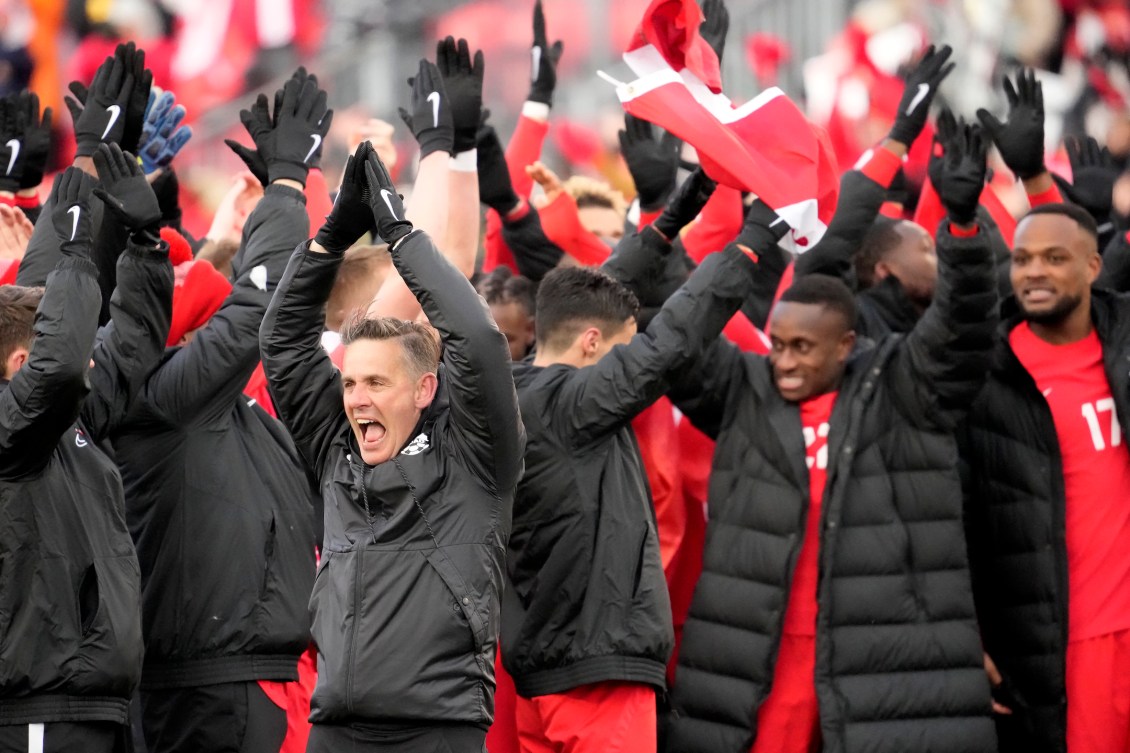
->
[1011,322,1130,641]
[783,391,838,636]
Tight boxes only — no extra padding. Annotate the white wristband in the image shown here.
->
[450,150,478,173]
[521,101,551,122]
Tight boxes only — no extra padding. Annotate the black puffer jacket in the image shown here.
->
[961,289,1130,753]
[665,225,999,753]
[112,184,316,689]
[505,244,766,698]
[0,246,173,725]
[260,231,524,727]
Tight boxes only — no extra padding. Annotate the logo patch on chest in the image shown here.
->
[400,432,430,456]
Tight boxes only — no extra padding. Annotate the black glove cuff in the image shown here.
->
[653,211,688,242]
[384,224,418,250]
[58,238,92,258]
[527,87,553,107]
[74,140,100,158]
[314,221,357,254]
[452,129,478,155]
[1015,164,1046,181]
[887,121,921,148]
[130,226,163,248]
[267,161,310,187]
[418,131,455,160]
[19,171,45,191]
[485,186,521,216]
[640,186,675,214]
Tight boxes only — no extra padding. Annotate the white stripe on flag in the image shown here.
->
[28,723,44,753]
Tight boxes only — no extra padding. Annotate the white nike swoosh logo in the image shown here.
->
[531,46,542,83]
[427,92,441,129]
[905,83,930,116]
[101,104,122,139]
[304,133,322,164]
[67,206,81,241]
[380,189,399,221]
[5,139,18,176]
[1042,388,1053,397]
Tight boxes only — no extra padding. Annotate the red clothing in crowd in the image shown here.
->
[484,113,550,272]
[515,681,655,753]
[1066,629,1130,753]
[1011,322,1130,752]
[751,390,837,753]
[1010,323,1130,642]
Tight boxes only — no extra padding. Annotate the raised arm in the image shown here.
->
[364,149,523,491]
[144,181,309,423]
[261,141,379,477]
[0,169,102,479]
[260,245,349,479]
[554,202,788,445]
[371,56,457,321]
[794,146,901,283]
[893,122,999,430]
[80,144,174,440]
[437,36,484,277]
[145,73,327,422]
[798,45,954,283]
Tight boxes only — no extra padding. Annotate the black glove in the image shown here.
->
[267,75,333,186]
[733,197,790,254]
[436,36,484,154]
[151,168,183,229]
[92,142,162,233]
[363,152,414,246]
[653,167,715,240]
[476,124,520,214]
[619,114,681,212]
[888,44,954,147]
[224,93,272,186]
[0,96,20,193]
[50,167,96,256]
[528,0,564,107]
[398,59,455,159]
[14,91,52,190]
[0,91,53,193]
[315,141,377,252]
[977,68,1046,181]
[699,0,730,63]
[927,106,958,190]
[936,122,988,226]
[68,50,136,157]
[118,42,153,154]
[1057,136,1117,221]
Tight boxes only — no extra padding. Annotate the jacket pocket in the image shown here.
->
[75,556,144,694]
[258,513,278,599]
[426,548,487,652]
[77,562,100,636]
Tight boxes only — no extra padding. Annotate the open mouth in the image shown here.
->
[356,418,387,447]
[777,375,804,392]
[1023,288,1055,305]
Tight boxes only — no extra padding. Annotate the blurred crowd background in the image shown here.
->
[2,0,1127,242]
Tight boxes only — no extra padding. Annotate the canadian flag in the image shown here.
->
[611,0,839,253]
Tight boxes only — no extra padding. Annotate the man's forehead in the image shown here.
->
[341,338,405,373]
[770,300,847,335]
[1014,214,1088,250]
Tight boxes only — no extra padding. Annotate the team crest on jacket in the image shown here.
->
[400,432,430,456]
